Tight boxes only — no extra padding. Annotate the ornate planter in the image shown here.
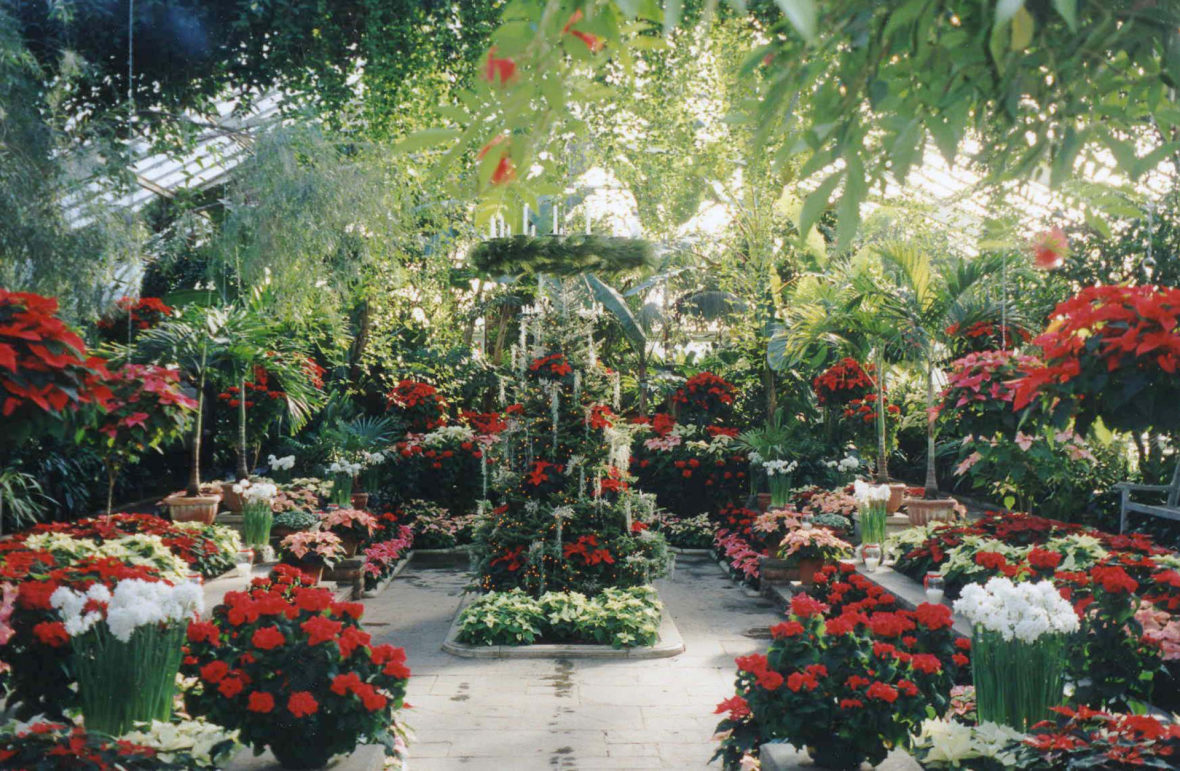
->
[755,492,773,512]
[219,481,245,512]
[163,492,221,525]
[905,497,958,526]
[886,483,907,514]
[339,535,362,558]
[795,557,825,587]
[349,492,370,510]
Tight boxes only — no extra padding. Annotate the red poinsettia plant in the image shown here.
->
[386,379,447,431]
[944,320,1031,357]
[812,357,876,406]
[527,352,574,382]
[672,371,735,423]
[95,296,174,342]
[182,566,410,767]
[1011,284,1180,433]
[91,364,197,514]
[0,289,113,448]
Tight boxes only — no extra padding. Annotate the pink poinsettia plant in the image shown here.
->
[777,527,852,565]
[319,508,377,542]
[279,531,345,569]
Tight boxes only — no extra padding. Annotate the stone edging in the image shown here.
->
[440,589,686,660]
[668,546,712,556]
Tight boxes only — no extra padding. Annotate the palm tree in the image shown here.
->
[866,243,1007,497]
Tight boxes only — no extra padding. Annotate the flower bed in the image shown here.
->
[388,424,495,513]
[455,586,662,648]
[650,512,716,550]
[3,513,240,579]
[712,566,971,770]
[891,512,1180,711]
[361,524,414,591]
[0,717,238,769]
[630,416,748,518]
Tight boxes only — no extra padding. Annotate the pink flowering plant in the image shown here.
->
[713,530,761,587]
[361,525,414,591]
[777,527,852,566]
[279,531,345,569]
[319,508,377,542]
[939,350,1040,438]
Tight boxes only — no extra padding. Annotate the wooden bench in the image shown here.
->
[1117,460,1180,534]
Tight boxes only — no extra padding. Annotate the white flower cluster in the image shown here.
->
[234,479,278,504]
[121,719,240,769]
[953,577,1079,643]
[422,425,476,446]
[824,455,860,472]
[267,454,295,471]
[327,460,362,476]
[360,450,386,466]
[853,479,891,505]
[913,719,1027,767]
[762,459,798,477]
[51,579,204,642]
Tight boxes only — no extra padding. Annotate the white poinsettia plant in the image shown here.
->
[121,718,240,769]
[911,718,1029,768]
[953,577,1079,643]
[51,578,203,642]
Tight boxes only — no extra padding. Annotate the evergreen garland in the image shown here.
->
[470,235,654,278]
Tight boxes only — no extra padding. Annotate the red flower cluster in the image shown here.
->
[182,565,410,757]
[460,410,508,435]
[1025,705,1180,767]
[528,352,573,379]
[945,320,1030,355]
[1011,285,1180,432]
[586,403,615,430]
[96,296,173,335]
[812,357,876,406]
[387,379,447,430]
[563,534,615,566]
[0,289,113,422]
[671,371,735,419]
[98,363,196,441]
[217,365,286,410]
[842,393,900,424]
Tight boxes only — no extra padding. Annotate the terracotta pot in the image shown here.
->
[757,555,798,585]
[905,497,958,526]
[219,482,244,512]
[795,557,826,586]
[163,492,222,525]
[755,492,773,512]
[886,483,907,514]
[350,492,370,510]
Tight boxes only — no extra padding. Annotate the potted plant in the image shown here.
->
[852,479,891,559]
[278,531,345,583]
[181,566,410,769]
[238,479,278,549]
[320,508,378,556]
[777,527,852,586]
[737,409,796,512]
[87,363,196,515]
[50,577,203,735]
[271,510,320,544]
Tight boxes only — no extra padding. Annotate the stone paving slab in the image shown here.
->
[361,554,782,770]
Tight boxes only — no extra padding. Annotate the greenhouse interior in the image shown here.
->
[3,1,1180,769]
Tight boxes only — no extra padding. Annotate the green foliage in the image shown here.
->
[470,235,654,277]
[456,586,662,648]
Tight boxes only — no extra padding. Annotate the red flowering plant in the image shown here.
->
[95,296,173,342]
[527,352,575,383]
[389,425,489,513]
[712,592,965,770]
[89,364,197,514]
[1024,706,1180,769]
[812,357,876,406]
[181,566,410,767]
[944,319,1031,357]
[0,720,178,769]
[671,371,735,425]
[1011,284,1180,433]
[630,418,749,517]
[0,289,113,449]
[386,379,447,431]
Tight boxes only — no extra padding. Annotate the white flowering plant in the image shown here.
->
[121,718,240,769]
[953,577,1079,730]
[50,578,203,735]
[910,718,1033,769]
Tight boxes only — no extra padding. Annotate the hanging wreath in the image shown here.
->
[469,235,653,277]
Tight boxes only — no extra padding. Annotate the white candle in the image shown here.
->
[925,588,945,604]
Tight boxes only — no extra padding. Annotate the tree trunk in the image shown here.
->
[875,348,890,483]
[187,378,205,497]
[763,363,777,421]
[236,374,249,480]
[924,360,939,496]
[348,299,371,384]
[638,348,648,414]
[105,461,118,516]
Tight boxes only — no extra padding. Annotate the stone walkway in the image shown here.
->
[361,555,782,770]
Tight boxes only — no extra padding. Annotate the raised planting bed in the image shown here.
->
[224,744,386,771]
[441,590,686,660]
